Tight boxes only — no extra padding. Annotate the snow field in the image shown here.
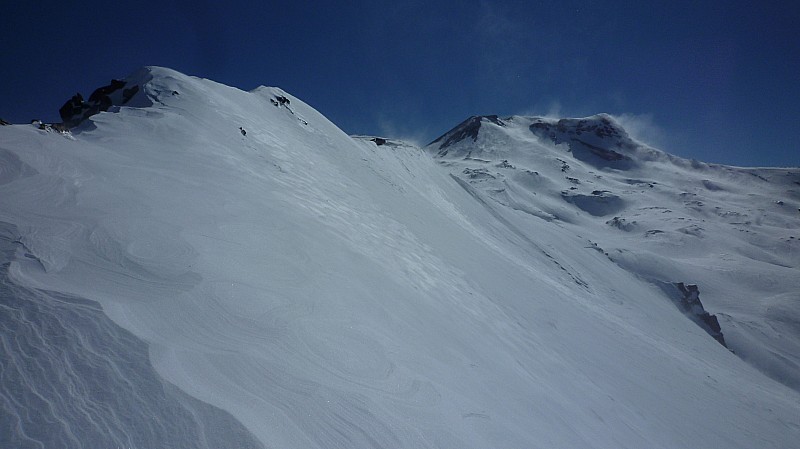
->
[1,67,798,448]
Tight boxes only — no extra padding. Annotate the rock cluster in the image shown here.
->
[58,79,140,128]
[670,283,727,347]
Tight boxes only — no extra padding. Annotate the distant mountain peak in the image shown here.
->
[428,115,506,154]
[427,113,667,171]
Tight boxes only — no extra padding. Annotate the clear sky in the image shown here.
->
[2,0,798,167]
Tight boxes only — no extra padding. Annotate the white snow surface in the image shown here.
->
[1,67,799,448]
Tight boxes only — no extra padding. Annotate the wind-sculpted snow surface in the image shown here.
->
[0,223,265,449]
[1,67,799,448]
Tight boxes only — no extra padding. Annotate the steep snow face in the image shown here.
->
[1,67,799,449]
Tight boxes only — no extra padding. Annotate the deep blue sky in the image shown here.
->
[2,1,798,167]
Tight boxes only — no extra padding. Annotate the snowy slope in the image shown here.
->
[428,114,800,392]
[1,67,799,449]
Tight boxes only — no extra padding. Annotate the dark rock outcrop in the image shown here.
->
[88,79,126,103]
[123,85,140,103]
[58,93,88,124]
[660,282,727,347]
[530,116,624,140]
[530,116,636,169]
[270,95,290,107]
[57,79,140,128]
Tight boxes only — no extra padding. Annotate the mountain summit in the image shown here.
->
[1,67,799,449]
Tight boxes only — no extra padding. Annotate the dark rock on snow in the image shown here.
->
[529,116,635,168]
[271,95,291,107]
[57,79,140,129]
[660,282,727,347]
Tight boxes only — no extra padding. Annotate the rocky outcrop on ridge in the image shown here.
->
[58,79,140,128]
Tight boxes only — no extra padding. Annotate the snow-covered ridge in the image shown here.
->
[1,67,799,449]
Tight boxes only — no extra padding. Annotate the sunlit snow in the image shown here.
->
[1,67,798,448]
